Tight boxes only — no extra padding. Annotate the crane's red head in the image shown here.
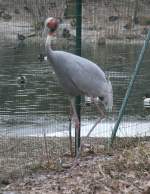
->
[45,17,59,35]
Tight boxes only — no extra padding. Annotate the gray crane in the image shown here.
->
[44,17,113,137]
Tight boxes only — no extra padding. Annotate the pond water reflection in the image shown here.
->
[0,41,150,136]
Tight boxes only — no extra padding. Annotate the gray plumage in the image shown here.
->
[45,18,113,111]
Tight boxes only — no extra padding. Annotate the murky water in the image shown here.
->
[0,40,150,136]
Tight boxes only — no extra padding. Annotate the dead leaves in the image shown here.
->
[1,141,150,194]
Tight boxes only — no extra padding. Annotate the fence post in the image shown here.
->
[110,30,150,146]
[75,0,82,156]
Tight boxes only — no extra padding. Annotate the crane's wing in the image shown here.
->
[51,50,109,97]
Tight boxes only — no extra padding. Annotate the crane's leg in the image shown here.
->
[70,97,81,159]
[69,97,81,170]
[86,97,105,137]
[68,105,73,157]
[70,98,105,170]
[70,98,80,129]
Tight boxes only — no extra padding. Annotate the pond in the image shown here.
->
[0,40,150,137]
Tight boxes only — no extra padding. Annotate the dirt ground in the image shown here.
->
[0,138,150,194]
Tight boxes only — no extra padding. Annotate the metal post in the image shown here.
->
[75,0,82,156]
[110,30,150,146]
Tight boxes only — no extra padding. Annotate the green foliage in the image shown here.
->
[30,163,45,172]
[139,16,150,25]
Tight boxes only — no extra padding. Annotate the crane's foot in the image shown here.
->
[69,157,80,173]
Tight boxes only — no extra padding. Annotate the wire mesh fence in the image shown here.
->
[0,0,150,178]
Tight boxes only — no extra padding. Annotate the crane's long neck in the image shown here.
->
[45,34,55,62]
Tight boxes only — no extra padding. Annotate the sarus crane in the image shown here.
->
[44,17,113,140]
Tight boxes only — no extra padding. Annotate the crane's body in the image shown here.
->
[47,49,106,95]
[46,35,113,110]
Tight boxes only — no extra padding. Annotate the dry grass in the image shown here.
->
[0,137,150,193]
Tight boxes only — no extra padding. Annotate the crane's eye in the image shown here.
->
[99,96,104,101]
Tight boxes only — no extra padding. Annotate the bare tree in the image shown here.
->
[23,0,66,33]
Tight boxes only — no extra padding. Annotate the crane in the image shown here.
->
[44,17,113,141]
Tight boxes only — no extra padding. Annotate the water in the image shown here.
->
[0,41,150,137]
